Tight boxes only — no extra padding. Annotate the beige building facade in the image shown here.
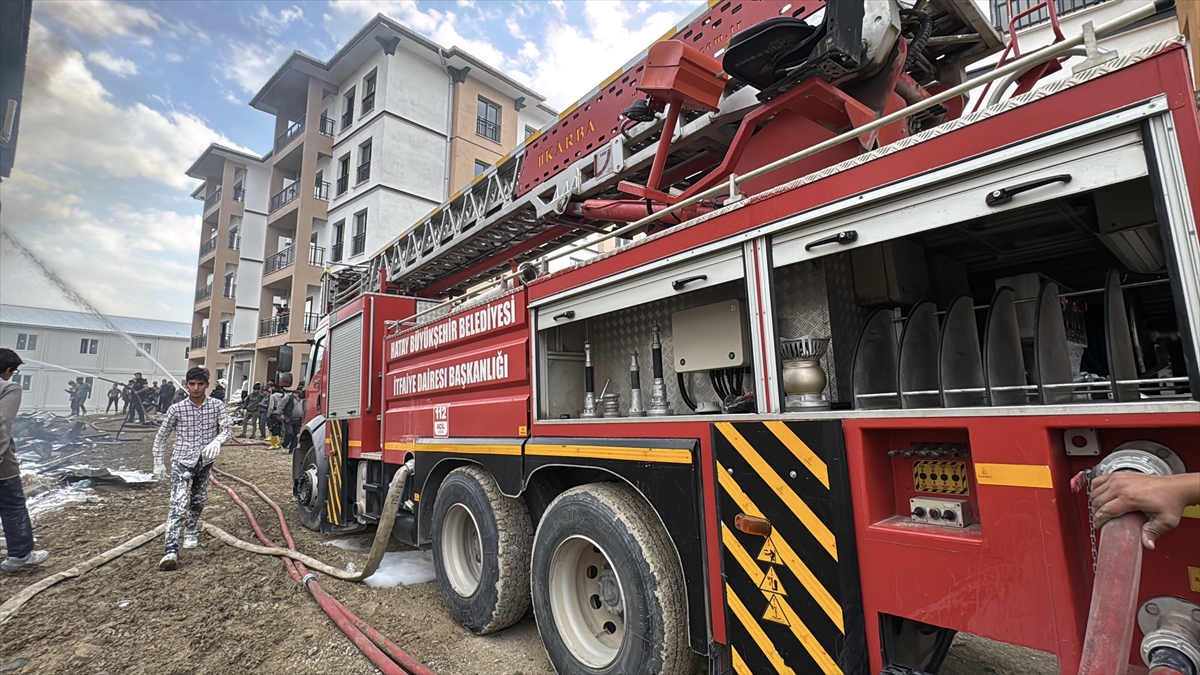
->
[185,14,553,389]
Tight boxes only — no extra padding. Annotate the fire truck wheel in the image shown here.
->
[531,482,695,675]
[293,440,327,531]
[432,465,533,635]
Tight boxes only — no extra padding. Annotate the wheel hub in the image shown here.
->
[548,536,627,668]
[443,503,484,597]
[294,466,318,507]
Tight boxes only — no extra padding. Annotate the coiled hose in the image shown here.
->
[209,464,434,675]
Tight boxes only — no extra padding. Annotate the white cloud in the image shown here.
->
[38,0,161,38]
[254,3,306,35]
[87,50,138,78]
[220,41,291,95]
[325,1,510,72]
[165,53,183,63]
[0,21,253,320]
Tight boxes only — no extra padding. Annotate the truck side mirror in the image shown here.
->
[277,345,293,373]
[278,372,294,388]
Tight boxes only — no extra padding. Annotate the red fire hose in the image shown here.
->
[211,468,435,675]
[1078,512,1147,675]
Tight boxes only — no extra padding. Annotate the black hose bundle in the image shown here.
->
[901,9,934,72]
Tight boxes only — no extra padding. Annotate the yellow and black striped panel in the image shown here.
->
[714,421,866,675]
[325,419,347,526]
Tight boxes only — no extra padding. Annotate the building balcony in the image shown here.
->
[191,334,207,349]
[204,186,222,211]
[341,110,352,131]
[199,235,218,257]
[232,187,245,203]
[264,245,296,275]
[477,117,500,143]
[227,232,241,251]
[259,315,290,337]
[351,233,366,256]
[314,180,330,201]
[331,242,343,262]
[303,312,319,333]
[361,91,375,115]
[319,115,336,137]
[336,175,348,196]
[218,333,231,349]
[195,284,212,303]
[309,246,325,266]
[275,114,305,152]
[222,281,236,299]
[356,161,370,185]
[269,182,300,213]
[993,0,1105,31]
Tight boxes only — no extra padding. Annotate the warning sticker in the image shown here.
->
[756,537,779,565]
[762,594,790,626]
[913,461,969,495]
[1189,566,1200,593]
[758,567,787,596]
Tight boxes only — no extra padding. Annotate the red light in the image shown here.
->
[1071,435,1088,448]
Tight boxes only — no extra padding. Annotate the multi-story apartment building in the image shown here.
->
[184,144,272,388]
[185,14,554,387]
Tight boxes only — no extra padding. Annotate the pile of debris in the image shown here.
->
[12,412,125,480]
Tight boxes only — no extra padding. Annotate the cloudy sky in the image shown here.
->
[0,0,697,322]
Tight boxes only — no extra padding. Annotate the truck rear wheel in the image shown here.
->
[432,465,533,634]
[531,482,695,675]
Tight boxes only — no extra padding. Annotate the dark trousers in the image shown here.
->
[106,398,119,413]
[0,476,34,559]
[164,459,213,555]
[282,420,301,452]
[127,395,145,424]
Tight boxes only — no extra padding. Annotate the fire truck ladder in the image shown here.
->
[362,86,764,302]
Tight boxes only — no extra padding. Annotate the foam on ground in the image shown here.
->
[362,550,436,588]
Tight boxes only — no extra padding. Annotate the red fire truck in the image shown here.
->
[286,1,1200,673]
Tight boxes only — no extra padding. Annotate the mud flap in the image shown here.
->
[713,420,866,675]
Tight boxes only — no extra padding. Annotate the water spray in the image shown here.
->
[1,227,181,388]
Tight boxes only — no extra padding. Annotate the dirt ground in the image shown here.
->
[0,413,1059,675]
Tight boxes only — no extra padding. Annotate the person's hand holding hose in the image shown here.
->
[1090,472,1200,549]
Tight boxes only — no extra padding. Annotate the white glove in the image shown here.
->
[154,462,167,480]
[201,439,222,463]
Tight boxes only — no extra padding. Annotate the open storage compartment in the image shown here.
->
[768,122,1197,411]
[534,248,754,419]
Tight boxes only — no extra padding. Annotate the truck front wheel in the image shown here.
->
[432,465,533,634]
[293,438,327,531]
[531,482,695,675]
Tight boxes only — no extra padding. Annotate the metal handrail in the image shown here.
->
[227,233,241,251]
[191,334,207,349]
[476,117,500,142]
[275,114,305,151]
[204,186,222,210]
[309,245,325,266]
[356,161,370,184]
[269,182,300,213]
[390,1,1164,329]
[319,115,336,137]
[362,91,375,114]
[341,110,352,130]
[351,233,366,256]
[223,280,236,298]
[199,236,218,257]
[315,180,330,200]
[232,187,245,203]
[336,175,348,195]
[264,245,296,274]
[331,242,344,262]
[303,312,320,333]
[195,284,212,303]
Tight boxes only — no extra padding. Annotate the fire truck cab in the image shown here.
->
[290,1,1200,673]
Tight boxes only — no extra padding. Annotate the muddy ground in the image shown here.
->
[0,414,1058,675]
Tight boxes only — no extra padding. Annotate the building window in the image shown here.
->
[357,140,372,184]
[362,70,376,114]
[476,97,501,143]
[19,375,31,391]
[991,0,1105,31]
[337,155,350,195]
[474,160,489,178]
[525,125,537,139]
[135,342,152,357]
[15,333,37,351]
[342,87,355,130]
[352,210,367,256]
[332,220,345,262]
[80,338,98,355]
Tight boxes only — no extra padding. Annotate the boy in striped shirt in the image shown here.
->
[152,366,232,570]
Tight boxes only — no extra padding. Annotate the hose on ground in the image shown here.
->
[0,524,165,625]
[209,465,434,675]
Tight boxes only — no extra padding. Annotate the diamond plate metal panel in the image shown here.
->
[546,279,749,417]
[773,259,839,403]
[825,253,872,404]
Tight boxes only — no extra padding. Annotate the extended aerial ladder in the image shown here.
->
[333,0,1003,307]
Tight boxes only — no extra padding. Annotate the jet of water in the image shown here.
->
[1,227,182,388]
[20,358,123,385]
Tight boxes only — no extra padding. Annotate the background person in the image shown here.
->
[106,383,121,414]
[128,372,149,425]
[152,366,231,571]
[0,348,50,572]
[65,379,78,416]
[239,383,265,440]
[158,379,176,413]
[71,377,91,417]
